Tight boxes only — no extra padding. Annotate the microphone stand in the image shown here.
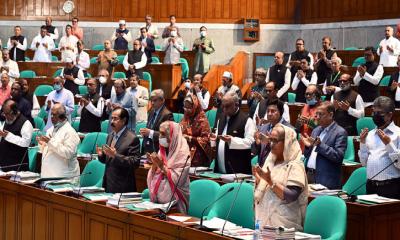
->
[154,155,191,220]
[220,160,244,236]
[347,159,398,202]
[11,147,29,182]
[42,171,92,191]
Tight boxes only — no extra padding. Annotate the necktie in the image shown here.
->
[110,133,117,148]
[149,111,157,129]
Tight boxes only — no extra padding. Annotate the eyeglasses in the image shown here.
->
[111,116,121,121]
[269,138,284,145]
[305,92,315,96]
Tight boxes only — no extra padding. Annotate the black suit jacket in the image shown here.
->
[139,37,155,64]
[142,105,174,154]
[98,128,141,193]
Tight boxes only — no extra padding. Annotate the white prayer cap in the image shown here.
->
[64,57,73,63]
[119,20,126,25]
[222,71,232,79]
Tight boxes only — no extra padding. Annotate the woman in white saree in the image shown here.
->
[254,123,308,231]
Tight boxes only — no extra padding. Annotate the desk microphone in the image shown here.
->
[347,159,399,202]
[198,186,235,229]
[90,132,100,160]
[11,147,29,182]
[154,154,191,220]
[220,160,245,236]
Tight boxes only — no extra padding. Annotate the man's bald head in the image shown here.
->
[385,26,394,38]
[274,51,284,65]
[221,93,240,117]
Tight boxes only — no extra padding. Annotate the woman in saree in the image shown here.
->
[180,94,212,167]
[147,121,191,213]
[254,123,308,230]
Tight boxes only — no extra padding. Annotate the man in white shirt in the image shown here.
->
[7,26,28,62]
[210,92,256,174]
[0,49,20,83]
[123,39,147,79]
[139,15,159,39]
[31,26,55,63]
[111,20,133,51]
[0,99,33,171]
[59,25,79,62]
[38,103,80,180]
[377,26,400,67]
[353,46,384,106]
[76,40,90,73]
[192,74,210,110]
[44,77,75,131]
[291,57,318,103]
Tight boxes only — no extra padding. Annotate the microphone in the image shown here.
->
[41,171,92,190]
[346,159,399,202]
[220,160,245,236]
[154,154,191,220]
[75,171,94,197]
[11,147,29,182]
[90,132,100,160]
[198,186,235,229]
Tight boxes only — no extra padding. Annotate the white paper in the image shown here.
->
[357,194,400,204]
[395,86,400,101]
[132,200,176,211]
[194,217,239,231]
[168,215,192,222]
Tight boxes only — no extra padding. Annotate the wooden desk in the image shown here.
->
[0,178,231,240]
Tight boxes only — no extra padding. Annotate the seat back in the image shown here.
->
[77,132,108,155]
[33,117,45,131]
[52,68,62,77]
[344,47,359,50]
[20,70,36,78]
[51,55,59,62]
[173,113,184,123]
[71,119,80,131]
[304,196,347,240]
[151,56,160,63]
[251,155,258,166]
[135,122,147,135]
[352,57,366,67]
[343,136,355,162]
[79,85,88,95]
[205,109,217,128]
[356,117,376,135]
[207,182,255,229]
[92,44,105,51]
[142,71,152,92]
[28,146,39,172]
[101,120,109,133]
[342,167,367,196]
[90,57,98,64]
[379,75,391,86]
[179,58,189,79]
[117,55,125,64]
[34,85,54,96]
[141,188,150,200]
[288,92,296,103]
[189,180,220,218]
[113,71,126,79]
[80,159,106,187]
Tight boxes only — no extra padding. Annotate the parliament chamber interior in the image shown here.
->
[0,0,400,239]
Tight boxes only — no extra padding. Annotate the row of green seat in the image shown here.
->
[91,44,190,51]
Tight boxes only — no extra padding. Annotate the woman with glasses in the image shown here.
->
[254,123,308,231]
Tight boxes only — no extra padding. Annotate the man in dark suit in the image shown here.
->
[252,99,293,166]
[139,89,174,154]
[96,107,141,193]
[302,101,347,189]
[139,27,155,64]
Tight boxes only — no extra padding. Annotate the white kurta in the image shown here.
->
[0,59,20,82]
[40,121,80,179]
[59,35,79,62]
[377,36,400,67]
[31,35,55,62]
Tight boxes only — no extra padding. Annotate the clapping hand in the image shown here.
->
[254,165,273,186]
[357,65,366,77]
[301,133,317,148]
[337,100,350,111]
[359,128,369,144]
[103,145,116,158]
[218,135,232,144]
[377,129,391,145]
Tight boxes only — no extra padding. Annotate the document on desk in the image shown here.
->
[357,194,400,204]
[167,215,192,222]
[132,200,176,211]
[194,217,239,231]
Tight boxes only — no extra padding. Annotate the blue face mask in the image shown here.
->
[54,84,62,91]
[306,98,317,106]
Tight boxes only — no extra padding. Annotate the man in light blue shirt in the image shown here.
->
[44,77,74,131]
[359,96,400,199]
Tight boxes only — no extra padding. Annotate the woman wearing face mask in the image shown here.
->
[254,124,308,230]
[192,26,215,75]
[180,94,212,167]
[161,26,184,64]
[146,121,191,213]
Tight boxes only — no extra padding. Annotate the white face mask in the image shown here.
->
[170,31,177,37]
[184,82,191,89]
[99,76,107,85]
[159,137,169,148]
[200,31,207,37]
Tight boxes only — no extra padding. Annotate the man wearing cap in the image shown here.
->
[214,71,242,127]
[59,57,85,96]
[111,20,133,51]
[291,56,318,103]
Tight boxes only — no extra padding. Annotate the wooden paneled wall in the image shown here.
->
[0,0,398,23]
